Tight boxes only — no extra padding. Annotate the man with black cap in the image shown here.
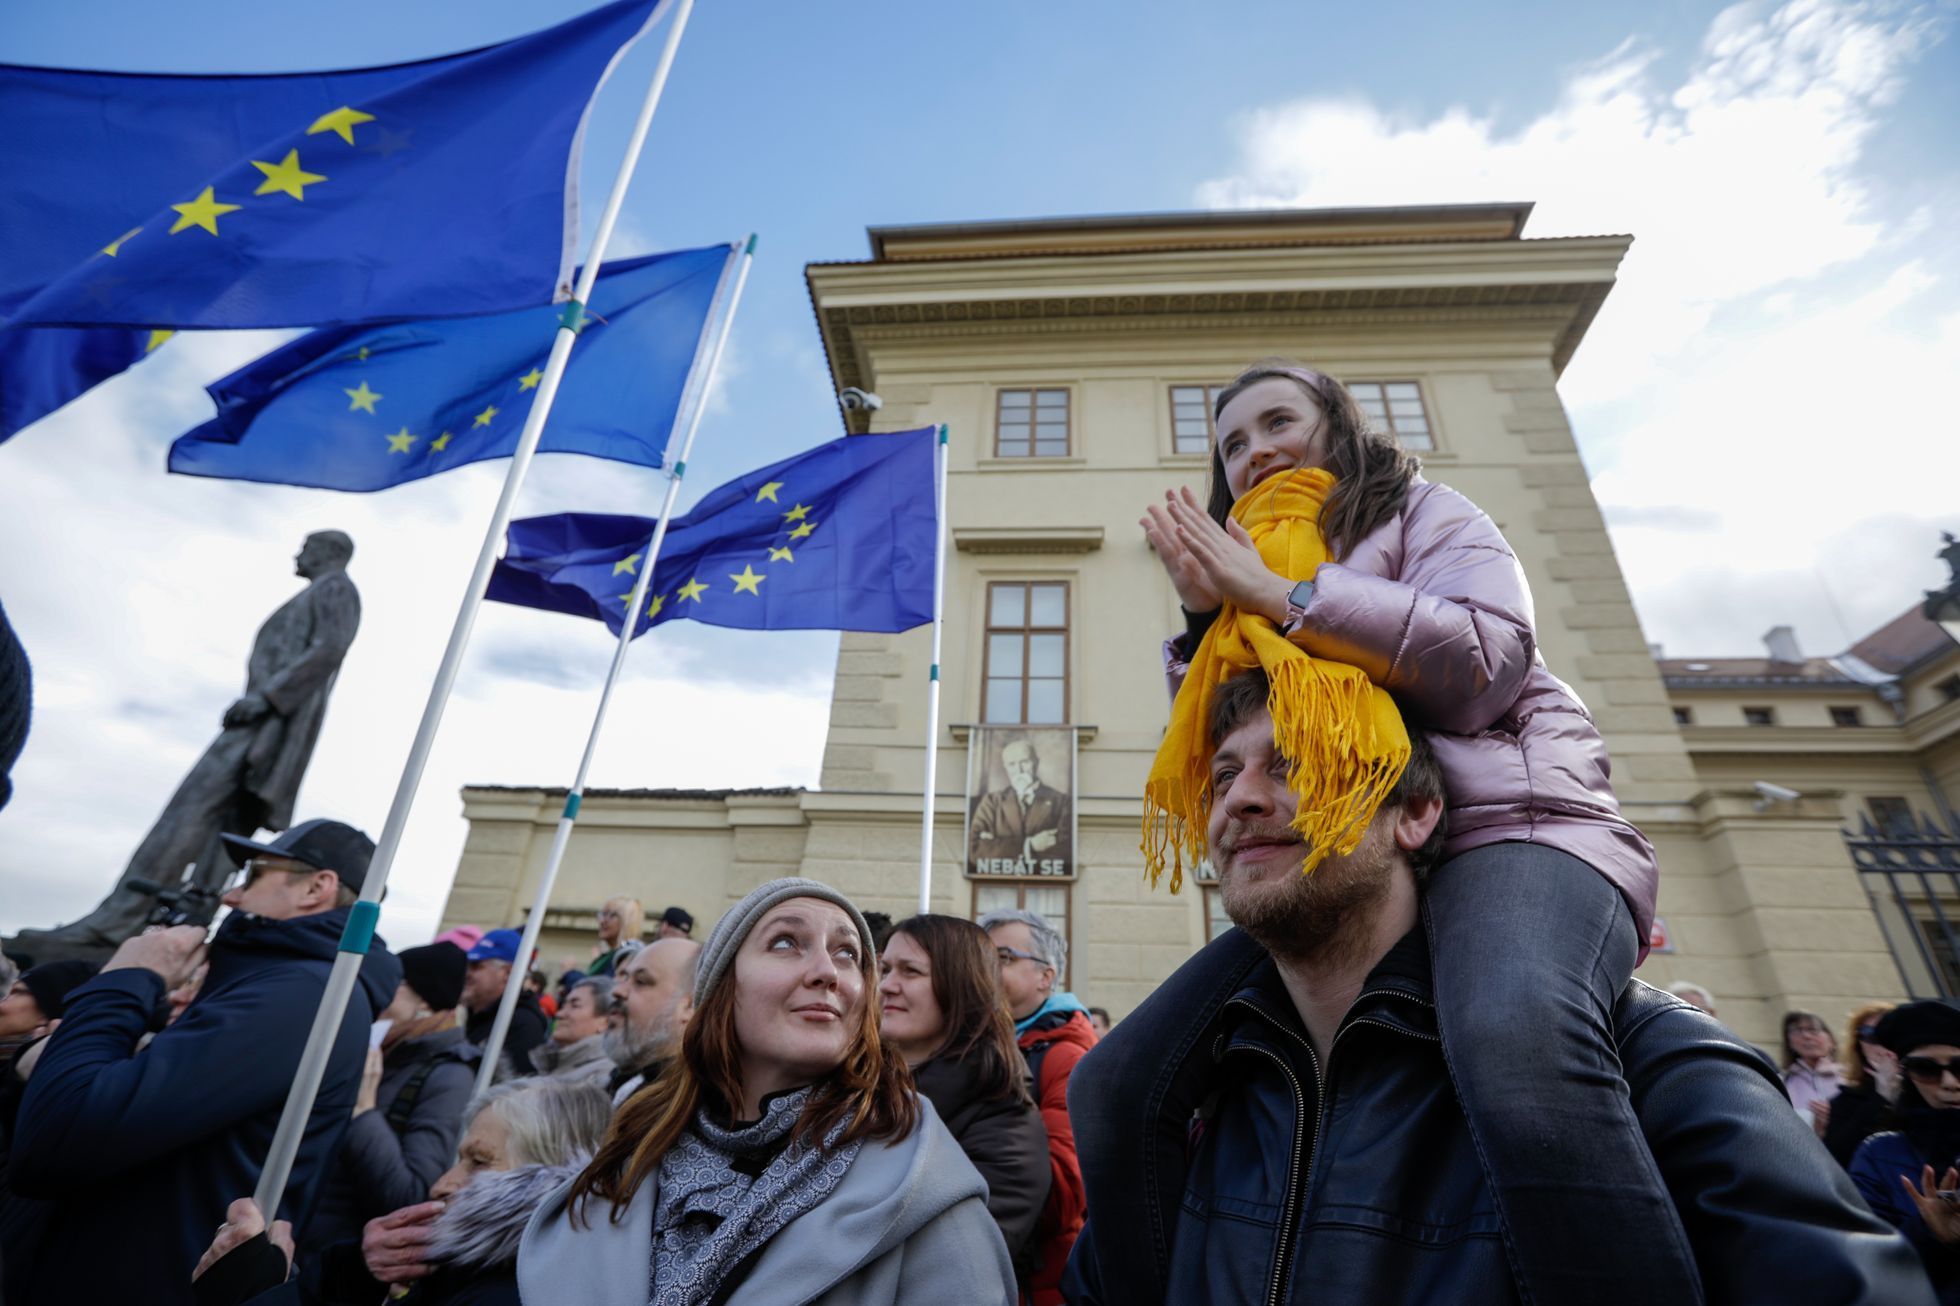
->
[4,818,401,1306]
[303,940,476,1253]
[657,905,694,940]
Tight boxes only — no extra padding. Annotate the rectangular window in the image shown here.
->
[1939,674,1960,704]
[995,388,1070,458]
[1742,706,1776,726]
[1672,706,1694,726]
[981,581,1069,724]
[1348,380,1435,451]
[1869,796,1917,838]
[1168,384,1225,456]
[972,881,1072,983]
[1830,705,1865,727]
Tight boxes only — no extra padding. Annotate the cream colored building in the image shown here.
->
[440,203,1951,1049]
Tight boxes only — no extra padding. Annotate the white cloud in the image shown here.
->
[1196,0,1956,655]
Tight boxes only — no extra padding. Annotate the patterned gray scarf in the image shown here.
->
[647,1086,861,1306]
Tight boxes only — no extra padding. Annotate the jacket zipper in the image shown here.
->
[1228,987,1436,1303]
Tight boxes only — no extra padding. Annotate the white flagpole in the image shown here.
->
[250,0,698,1221]
[916,424,950,914]
[471,234,753,1095]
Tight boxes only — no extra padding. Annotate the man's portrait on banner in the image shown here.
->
[964,726,1076,879]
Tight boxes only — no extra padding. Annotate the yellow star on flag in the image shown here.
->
[357,346,370,361]
[100,227,141,258]
[385,427,417,454]
[677,578,709,604]
[473,404,499,428]
[250,150,326,201]
[755,481,784,503]
[344,381,382,413]
[430,431,453,452]
[767,546,794,563]
[613,552,642,576]
[648,593,666,618]
[617,591,637,608]
[730,565,765,595]
[307,106,375,146]
[788,521,816,540]
[144,329,174,353]
[783,503,811,522]
[518,368,544,391]
[168,187,241,236]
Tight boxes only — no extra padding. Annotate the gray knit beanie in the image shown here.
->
[693,877,874,1007]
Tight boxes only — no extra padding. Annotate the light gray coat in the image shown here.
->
[517,1095,1015,1306]
[529,1033,615,1087]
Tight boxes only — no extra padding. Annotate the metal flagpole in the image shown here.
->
[250,0,698,1221]
[471,234,753,1095]
[916,424,950,913]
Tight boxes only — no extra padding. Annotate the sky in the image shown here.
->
[2,0,1955,944]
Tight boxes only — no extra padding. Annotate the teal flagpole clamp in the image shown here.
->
[563,792,582,820]
[557,299,590,334]
[338,899,381,956]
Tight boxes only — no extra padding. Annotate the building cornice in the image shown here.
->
[952,526,1104,554]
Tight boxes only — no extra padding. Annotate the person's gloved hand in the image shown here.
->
[191,1197,294,1306]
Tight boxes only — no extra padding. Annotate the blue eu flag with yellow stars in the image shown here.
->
[166,243,733,492]
[0,325,175,442]
[0,0,664,330]
[487,429,940,636]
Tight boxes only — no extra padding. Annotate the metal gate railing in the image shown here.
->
[1847,812,1960,999]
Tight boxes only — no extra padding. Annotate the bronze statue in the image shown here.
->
[9,531,361,961]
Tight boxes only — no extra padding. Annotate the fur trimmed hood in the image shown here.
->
[428,1156,589,1271]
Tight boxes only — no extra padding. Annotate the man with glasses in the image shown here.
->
[980,908,1096,1306]
[5,819,400,1306]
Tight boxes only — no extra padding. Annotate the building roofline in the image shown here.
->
[463,785,805,801]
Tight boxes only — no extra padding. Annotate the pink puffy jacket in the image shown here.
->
[1167,477,1660,943]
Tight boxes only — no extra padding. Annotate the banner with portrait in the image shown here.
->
[964,725,1077,880]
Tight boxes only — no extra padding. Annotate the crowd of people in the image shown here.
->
[2,359,1958,1303]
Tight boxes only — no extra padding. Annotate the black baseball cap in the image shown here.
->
[221,819,375,894]
[662,905,694,934]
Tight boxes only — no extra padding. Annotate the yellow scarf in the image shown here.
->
[1143,467,1411,891]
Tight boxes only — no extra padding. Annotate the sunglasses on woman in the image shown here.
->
[1903,1055,1960,1086]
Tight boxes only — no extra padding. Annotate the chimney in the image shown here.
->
[1647,642,1665,659]
[1762,625,1802,664]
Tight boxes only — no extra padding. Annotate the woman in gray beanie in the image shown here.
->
[518,877,1016,1306]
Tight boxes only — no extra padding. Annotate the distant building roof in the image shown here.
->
[1661,603,1957,689]
[1848,605,1957,676]
[465,785,804,801]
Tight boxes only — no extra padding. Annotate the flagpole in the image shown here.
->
[250,0,698,1221]
[916,424,950,914]
[471,235,753,1096]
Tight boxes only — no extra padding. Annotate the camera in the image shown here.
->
[839,387,882,413]
[127,876,224,928]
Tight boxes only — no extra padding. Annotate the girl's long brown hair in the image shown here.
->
[888,914,1031,1106]
[566,927,917,1226]
[1842,1001,1896,1089]
[1207,358,1420,559]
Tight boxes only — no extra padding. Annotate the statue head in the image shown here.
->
[295,531,354,579]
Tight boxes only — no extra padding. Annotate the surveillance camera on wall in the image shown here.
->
[839,387,882,413]
[1751,780,1802,811]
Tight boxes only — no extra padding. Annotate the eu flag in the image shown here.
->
[487,429,940,637]
[0,0,664,330]
[1,326,172,441]
[166,244,733,492]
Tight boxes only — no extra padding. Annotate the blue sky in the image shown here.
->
[3,0,1955,943]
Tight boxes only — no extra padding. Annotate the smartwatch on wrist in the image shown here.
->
[1283,579,1315,627]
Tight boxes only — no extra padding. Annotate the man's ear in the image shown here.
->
[675,994,695,1028]
[1391,795,1445,853]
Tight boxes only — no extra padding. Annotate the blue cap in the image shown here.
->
[466,928,524,966]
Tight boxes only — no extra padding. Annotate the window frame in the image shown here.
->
[1869,795,1917,838]
[1829,705,1865,727]
[1742,706,1776,727]
[979,579,1071,725]
[993,386,1072,459]
[1347,378,1437,452]
[1167,383,1225,457]
[1672,706,1694,726]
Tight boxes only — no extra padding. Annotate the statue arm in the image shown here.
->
[260,577,361,716]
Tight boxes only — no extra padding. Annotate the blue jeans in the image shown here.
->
[1423,842,1702,1305]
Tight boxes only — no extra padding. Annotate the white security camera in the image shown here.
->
[839,387,882,413]
[1751,781,1801,811]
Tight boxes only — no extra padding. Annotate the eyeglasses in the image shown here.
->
[996,946,1050,967]
[1904,1056,1960,1086]
[596,909,620,920]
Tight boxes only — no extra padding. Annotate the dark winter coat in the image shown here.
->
[303,1025,479,1251]
[7,908,399,1306]
[911,1050,1050,1266]
[1826,1080,1898,1168]
[1064,925,1932,1305]
[466,991,545,1079]
[1851,1129,1960,1304]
